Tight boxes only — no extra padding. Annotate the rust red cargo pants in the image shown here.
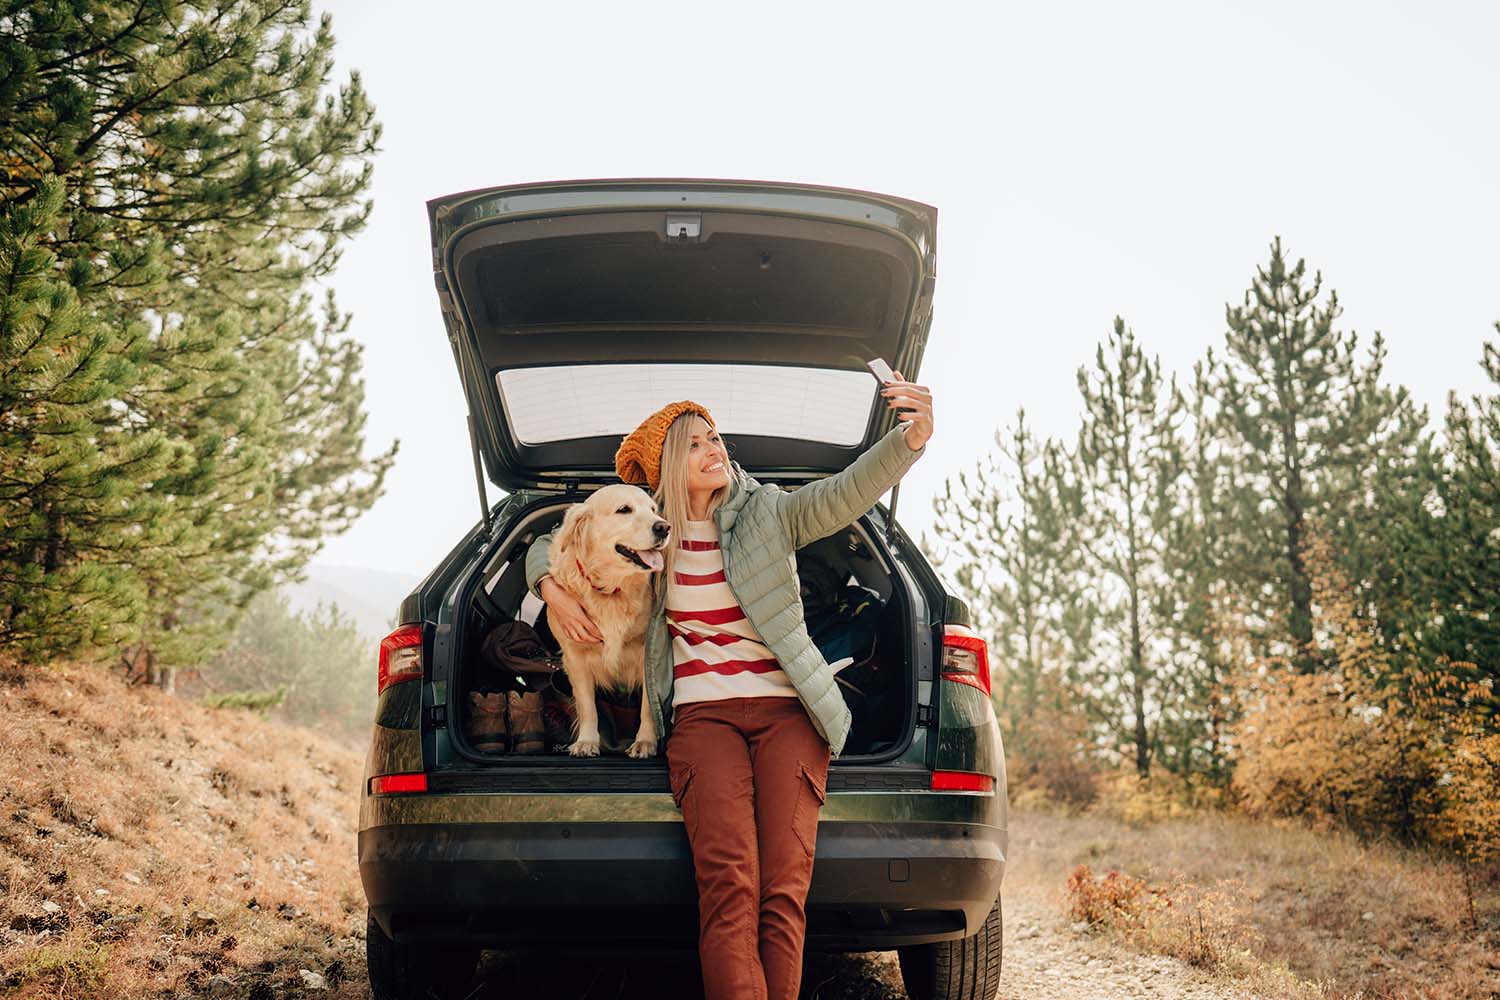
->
[666,696,831,1000]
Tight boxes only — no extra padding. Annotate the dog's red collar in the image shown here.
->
[576,558,621,595]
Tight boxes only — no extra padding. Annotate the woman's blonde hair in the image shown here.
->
[653,413,738,590]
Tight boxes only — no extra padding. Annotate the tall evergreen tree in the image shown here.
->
[928,410,1093,735]
[1156,356,1244,785]
[1067,317,1186,777]
[1214,238,1424,669]
[1401,328,1500,684]
[0,178,180,657]
[0,2,393,668]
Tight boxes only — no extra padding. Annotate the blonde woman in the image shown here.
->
[526,374,933,1000]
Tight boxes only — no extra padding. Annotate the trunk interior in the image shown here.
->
[453,499,917,763]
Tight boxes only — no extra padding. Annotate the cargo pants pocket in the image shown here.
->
[790,760,827,858]
[668,759,699,842]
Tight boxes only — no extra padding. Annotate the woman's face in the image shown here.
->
[681,416,731,494]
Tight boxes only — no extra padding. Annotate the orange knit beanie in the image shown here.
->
[614,400,717,491]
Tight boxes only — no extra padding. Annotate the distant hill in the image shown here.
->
[282,563,422,641]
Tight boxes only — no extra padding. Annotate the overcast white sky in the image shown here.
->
[309,0,1500,580]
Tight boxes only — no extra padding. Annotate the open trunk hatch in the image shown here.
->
[429,179,938,492]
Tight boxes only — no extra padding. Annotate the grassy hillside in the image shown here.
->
[0,661,368,1000]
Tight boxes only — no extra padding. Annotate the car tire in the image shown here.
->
[366,910,481,1000]
[897,896,1003,1000]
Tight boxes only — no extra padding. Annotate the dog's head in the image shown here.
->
[555,484,671,582]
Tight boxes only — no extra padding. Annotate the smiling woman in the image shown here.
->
[517,392,929,1000]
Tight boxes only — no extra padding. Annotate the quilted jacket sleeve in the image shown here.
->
[524,529,558,601]
[777,425,925,549]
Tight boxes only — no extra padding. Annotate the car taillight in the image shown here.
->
[931,770,995,793]
[940,623,990,696]
[369,772,428,795]
[377,624,424,695]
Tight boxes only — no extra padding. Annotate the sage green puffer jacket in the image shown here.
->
[525,425,924,757]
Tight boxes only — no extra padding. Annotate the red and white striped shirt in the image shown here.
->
[667,519,798,706]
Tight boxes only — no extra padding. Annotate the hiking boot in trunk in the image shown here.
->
[507,691,545,754]
[467,692,510,754]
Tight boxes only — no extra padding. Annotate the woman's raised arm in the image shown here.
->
[776,374,931,548]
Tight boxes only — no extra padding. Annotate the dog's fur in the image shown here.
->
[547,484,670,758]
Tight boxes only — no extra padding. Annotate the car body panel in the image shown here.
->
[361,815,1004,949]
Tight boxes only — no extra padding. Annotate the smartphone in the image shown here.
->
[866,358,897,385]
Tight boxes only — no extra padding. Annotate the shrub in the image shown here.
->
[5,942,110,998]
[1067,865,1261,977]
[1001,671,1100,809]
[1230,663,1421,835]
[1067,864,1150,926]
[202,686,288,714]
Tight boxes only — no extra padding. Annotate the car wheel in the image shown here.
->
[897,896,1003,1000]
[366,910,481,1000]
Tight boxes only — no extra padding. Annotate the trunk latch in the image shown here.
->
[665,212,701,241]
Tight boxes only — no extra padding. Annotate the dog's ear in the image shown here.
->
[555,502,593,560]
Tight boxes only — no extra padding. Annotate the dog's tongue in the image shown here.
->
[638,548,665,573]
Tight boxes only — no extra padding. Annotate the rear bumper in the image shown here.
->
[360,818,1006,951]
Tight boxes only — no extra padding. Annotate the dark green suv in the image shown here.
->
[358,179,1007,1000]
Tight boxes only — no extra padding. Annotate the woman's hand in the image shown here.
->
[882,370,933,451]
[539,576,604,644]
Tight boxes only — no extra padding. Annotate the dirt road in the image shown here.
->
[993,890,1256,1000]
[453,808,1262,1000]
[461,880,1255,1000]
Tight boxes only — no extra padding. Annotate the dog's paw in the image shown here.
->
[627,739,657,759]
[568,739,600,758]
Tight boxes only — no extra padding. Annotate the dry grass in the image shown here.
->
[1012,803,1500,1000]
[0,659,368,999]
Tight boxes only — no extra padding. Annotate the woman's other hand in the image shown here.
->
[882,370,933,451]
[539,576,604,644]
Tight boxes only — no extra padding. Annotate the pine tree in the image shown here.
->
[1403,327,1500,683]
[1067,317,1186,778]
[0,177,184,657]
[926,412,1099,803]
[1156,357,1245,786]
[1,3,392,668]
[1214,238,1425,669]
[928,410,1093,733]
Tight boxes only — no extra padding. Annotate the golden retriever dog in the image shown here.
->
[547,484,670,758]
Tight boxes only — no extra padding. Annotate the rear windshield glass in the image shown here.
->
[495,364,879,446]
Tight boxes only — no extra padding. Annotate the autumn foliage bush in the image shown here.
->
[1230,535,1500,919]
[1066,864,1261,977]
[1067,864,1150,926]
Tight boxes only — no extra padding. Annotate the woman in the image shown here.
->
[525,374,934,1000]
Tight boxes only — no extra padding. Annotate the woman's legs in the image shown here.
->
[667,702,766,1000]
[668,698,830,1000]
[745,698,830,1000]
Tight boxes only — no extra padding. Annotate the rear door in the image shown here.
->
[428,179,939,492]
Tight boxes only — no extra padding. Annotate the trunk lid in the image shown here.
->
[428,178,937,492]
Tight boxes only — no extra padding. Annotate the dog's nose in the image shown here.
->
[652,520,670,539]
